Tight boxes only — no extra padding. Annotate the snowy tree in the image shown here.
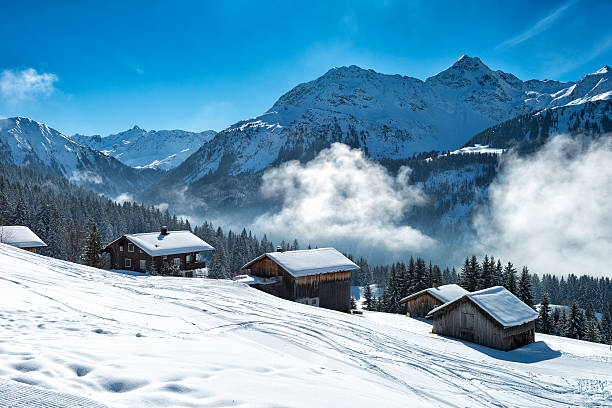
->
[537,293,553,334]
[518,266,534,309]
[599,308,612,344]
[584,317,600,343]
[363,285,375,311]
[503,262,518,296]
[459,257,476,292]
[565,302,585,339]
[82,222,104,268]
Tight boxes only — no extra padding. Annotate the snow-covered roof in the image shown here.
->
[400,284,468,304]
[111,231,214,257]
[241,248,360,278]
[0,226,47,248]
[427,286,538,328]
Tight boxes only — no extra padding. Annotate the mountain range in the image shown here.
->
[73,126,216,170]
[1,55,610,250]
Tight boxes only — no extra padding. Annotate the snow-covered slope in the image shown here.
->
[0,117,159,195]
[73,126,216,170]
[168,56,612,183]
[1,243,610,407]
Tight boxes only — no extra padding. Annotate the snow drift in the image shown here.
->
[0,243,610,407]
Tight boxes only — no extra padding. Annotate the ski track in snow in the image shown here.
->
[0,243,610,407]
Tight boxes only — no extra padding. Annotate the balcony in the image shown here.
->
[184,261,206,271]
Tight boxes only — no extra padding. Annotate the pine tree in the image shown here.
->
[537,293,553,334]
[504,262,518,296]
[599,308,612,344]
[584,317,600,343]
[557,310,568,336]
[82,223,104,268]
[565,302,585,339]
[518,266,534,309]
[350,296,357,310]
[459,257,477,291]
[363,284,375,311]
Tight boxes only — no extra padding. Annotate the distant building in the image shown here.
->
[399,284,468,318]
[427,286,538,351]
[102,226,214,276]
[0,226,47,253]
[238,247,359,312]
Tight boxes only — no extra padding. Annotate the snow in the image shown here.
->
[429,286,539,328]
[242,248,360,277]
[232,274,278,285]
[400,284,468,304]
[120,230,214,257]
[0,226,47,248]
[448,144,505,156]
[0,243,611,407]
[72,127,216,170]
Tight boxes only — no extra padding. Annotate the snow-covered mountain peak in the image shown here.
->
[73,126,216,170]
[593,65,611,75]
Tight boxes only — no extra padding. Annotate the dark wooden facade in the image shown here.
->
[402,292,444,318]
[244,256,352,312]
[430,297,536,351]
[103,236,206,275]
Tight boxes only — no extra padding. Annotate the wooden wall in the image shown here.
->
[431,298,535,351]
[247,257,352,312]
[403,293,443,318]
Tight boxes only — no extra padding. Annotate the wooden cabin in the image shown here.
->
[427,286,538,351]
[0,226,47,253]
[102,226,214,276]
[238,247,359,312]
[399,284,468,318]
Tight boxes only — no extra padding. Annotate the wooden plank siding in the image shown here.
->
[247,256,352,312]
[403,292,444,318]
[431,297,535,351]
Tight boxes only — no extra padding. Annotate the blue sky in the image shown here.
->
[1,0,610,136]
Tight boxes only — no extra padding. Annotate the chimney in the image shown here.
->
[161,226,168,235]
[276,246,283,252]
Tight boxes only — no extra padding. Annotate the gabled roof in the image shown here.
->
[105,230,214,257]
[427,286,538,328]
[399,284,468,304]
[241,248,360,278]
[0,226,47,248]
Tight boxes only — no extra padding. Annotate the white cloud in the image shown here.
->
[69,170,103,185]
[0,68,58,103]
[497,0,574,49]
[474,135,612,278]
[114,193,134,204]
[253,143,435,254]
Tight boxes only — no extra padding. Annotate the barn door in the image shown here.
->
[461,312,475,342]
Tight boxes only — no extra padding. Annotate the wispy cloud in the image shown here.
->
[253,143,435,255]
[0,68,58,103]
[547,33,612,77]
[497,0,575,49]
[474,135,612,278]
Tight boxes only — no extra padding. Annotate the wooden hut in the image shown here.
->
[399,284,468,318]
[426,286,538,351]
[102,227,214,276]
[238,247,359,312]
[0,226,47,253]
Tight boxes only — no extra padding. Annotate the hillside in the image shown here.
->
[1,243,610,407]
[73,126,216,170]
[0,117,159,196]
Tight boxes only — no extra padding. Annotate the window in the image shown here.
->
[139,260,147,270]
[125,258,132,268]
[173,258,181,267]
[119,245,123,252]
[128,243,134,252]
[186,255,192,263]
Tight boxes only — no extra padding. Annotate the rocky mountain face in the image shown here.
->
[73,126,216,170]
[161,56,612,188]
[0,117,159,196]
